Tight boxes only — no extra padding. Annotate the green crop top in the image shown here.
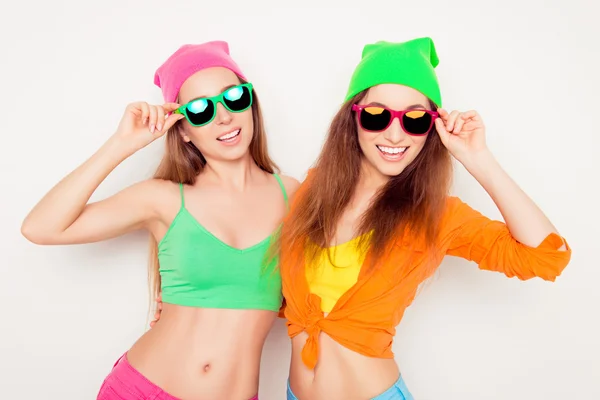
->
[157,174,286,312]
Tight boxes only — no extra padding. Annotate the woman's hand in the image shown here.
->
[111,102,184,157]
[435,109,488,166]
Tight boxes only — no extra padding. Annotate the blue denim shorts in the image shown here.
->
[287,375,414,400]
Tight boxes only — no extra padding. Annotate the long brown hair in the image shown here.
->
[148,78,278,302]
[281,90,452,275]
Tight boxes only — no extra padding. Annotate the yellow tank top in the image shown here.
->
[305,235,368,313]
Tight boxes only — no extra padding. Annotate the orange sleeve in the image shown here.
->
[444,197,571,281]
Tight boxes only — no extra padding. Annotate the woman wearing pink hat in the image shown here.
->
[21,41,299,400]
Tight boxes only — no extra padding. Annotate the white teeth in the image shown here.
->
[377,146,407,154]
[218,129,240,140]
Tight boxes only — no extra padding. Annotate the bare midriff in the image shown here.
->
[127,303,276,400]
[289,331,400,400]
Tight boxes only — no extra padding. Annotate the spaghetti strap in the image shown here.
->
[273,174,289,208]
[179,183,185,208]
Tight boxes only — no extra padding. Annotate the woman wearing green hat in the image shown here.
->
[278,37,571,399]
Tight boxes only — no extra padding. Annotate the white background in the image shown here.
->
[1,1,599,399]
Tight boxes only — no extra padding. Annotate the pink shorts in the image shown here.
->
[97,353,259,400]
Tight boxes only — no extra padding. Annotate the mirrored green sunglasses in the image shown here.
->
[174,83,254,127]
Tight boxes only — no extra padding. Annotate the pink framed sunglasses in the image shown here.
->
[352,104,439,135]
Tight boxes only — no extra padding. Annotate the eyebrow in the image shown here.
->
[365,102,428,110]
[185,84,238,103]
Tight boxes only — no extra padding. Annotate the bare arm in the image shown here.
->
[462,150,565,249]
[436,109,566,250]
[21,101,184,245]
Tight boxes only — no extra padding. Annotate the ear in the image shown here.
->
[178,126,191,143]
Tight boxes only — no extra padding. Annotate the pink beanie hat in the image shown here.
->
[154,41,247,103]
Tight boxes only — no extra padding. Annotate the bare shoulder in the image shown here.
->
[148,177,182,201]
[126,178,181,214]
[278,174,303,199]
[127,178,176,199]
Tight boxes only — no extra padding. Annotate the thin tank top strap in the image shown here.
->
[273,174,289,208]
[178,183,185,208]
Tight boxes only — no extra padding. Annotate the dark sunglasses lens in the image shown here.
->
[223,85,252,112]
[359,107,392,131]
[185,99,215,126]
[402,110,433,135]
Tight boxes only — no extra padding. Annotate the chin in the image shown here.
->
[230,143,256,160]
[378,165,407,177]
[366,157,408,177]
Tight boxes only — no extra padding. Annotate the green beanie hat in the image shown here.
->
[344,37,442,107]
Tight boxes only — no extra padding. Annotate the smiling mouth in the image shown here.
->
[217,129,241,142]
[376,145,409,160]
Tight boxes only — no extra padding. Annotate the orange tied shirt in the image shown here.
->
[280,178,571,370]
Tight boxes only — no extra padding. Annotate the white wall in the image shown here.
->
[2,1,598,399]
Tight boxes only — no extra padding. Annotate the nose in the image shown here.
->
[382,117,407,144]
[214,102,233,125]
